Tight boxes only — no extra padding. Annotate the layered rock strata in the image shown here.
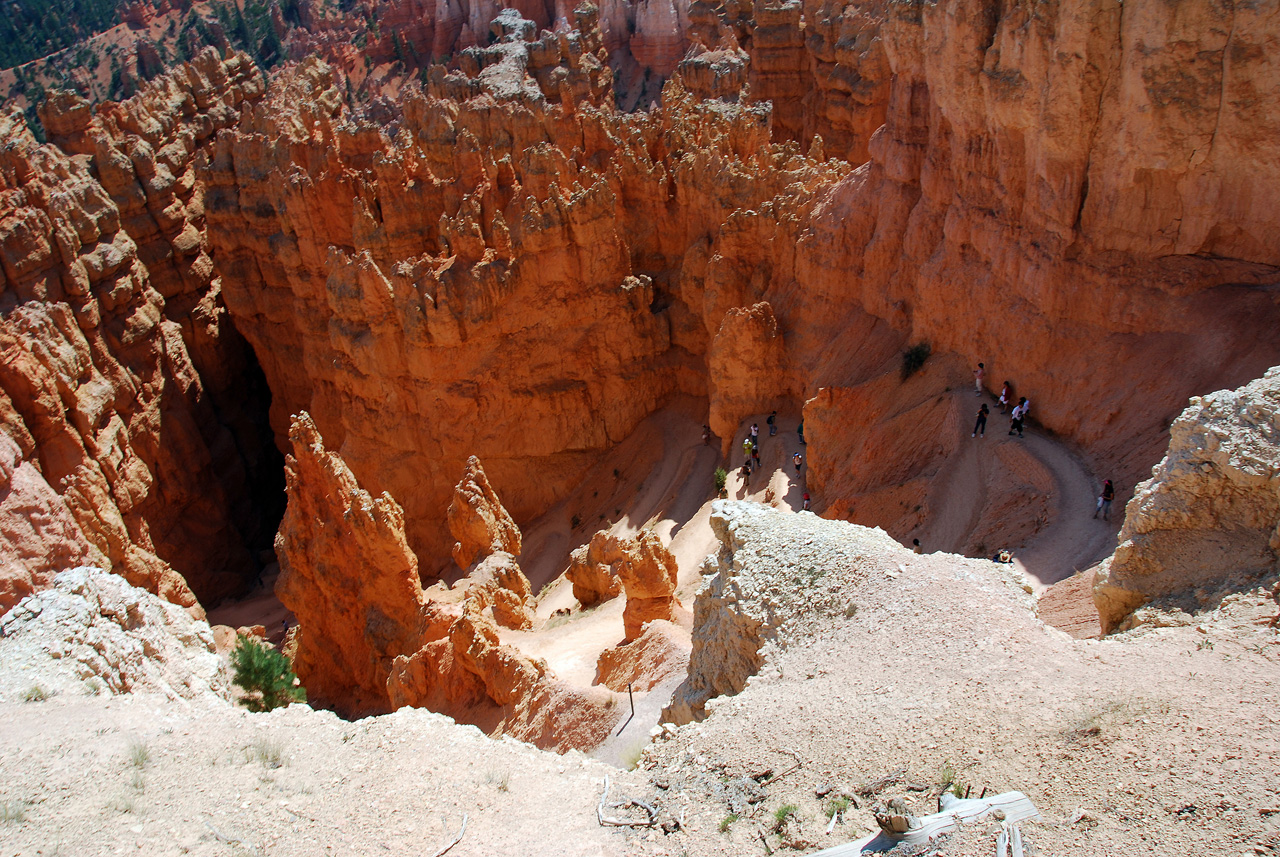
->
[1094,367,1280,633]
[781,0,1280,496]
[206,29,846,576]
[276,412,615,748]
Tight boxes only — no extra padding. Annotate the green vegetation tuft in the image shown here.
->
[231,634,306,713]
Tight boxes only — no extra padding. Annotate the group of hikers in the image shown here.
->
[973,361,1116,521]
[972,363,1029,439]
[702,362,1118,553]
[706,410,810,504]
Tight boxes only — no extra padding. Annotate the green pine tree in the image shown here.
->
[230,634,306,712]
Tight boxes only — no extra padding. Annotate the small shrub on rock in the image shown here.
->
[230,634,306,712]
[901,342,931,380]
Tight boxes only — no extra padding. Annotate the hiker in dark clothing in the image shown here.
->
[1094,479,1115,521]
[973,403,989,438]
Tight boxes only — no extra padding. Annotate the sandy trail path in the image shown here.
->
[1012,431,1118,589]
[918,391,1119,593]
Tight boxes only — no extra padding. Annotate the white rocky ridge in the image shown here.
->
[0,566,229,703]
[1094,366,1280,633]
[663,501,1033,724]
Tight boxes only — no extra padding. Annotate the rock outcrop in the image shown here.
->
[1094,368,1280,633]
[274,412,430,713]
[453,550,536,630]
[448,456,523,570]
[663,501,901,723]
[594,618,689,692]
[0,428,106,608]
[565,528,680,639]
[0,566,229,703]
[276,412,616,748]
[565,531,624,607]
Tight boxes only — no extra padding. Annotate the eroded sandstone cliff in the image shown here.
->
[1094,367,1280,633]
[0,51,284,614]
[204,24,845,577]
[7,0,1280,733]
[276,412,617,747]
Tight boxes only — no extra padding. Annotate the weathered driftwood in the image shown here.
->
[809,790,1040,855]
[596,775,658,828]
[429,813,468,857]
[430,813,471,854]
[996,820,1025,857]
[760,749,802,787]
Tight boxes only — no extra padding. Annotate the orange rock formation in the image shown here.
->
[566,529,679,640]
[453,551,537,630]
[595,618,690,692]
[0,51,280,614]
[7,0,1280,733]
[448,456,523,570]
[276,412,615,747]
[204,30,845,579]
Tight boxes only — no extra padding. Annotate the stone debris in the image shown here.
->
[0,567,229,703]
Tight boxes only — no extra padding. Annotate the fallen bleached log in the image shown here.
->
[809,790,1040,855]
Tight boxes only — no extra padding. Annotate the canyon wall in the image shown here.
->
[204,18,845,575]
[0,50,281,614]
[208,0,1280,585]
[781,0,1280,496]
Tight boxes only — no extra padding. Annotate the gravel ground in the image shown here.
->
[1,506,1277,857]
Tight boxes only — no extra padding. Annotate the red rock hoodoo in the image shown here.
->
[448,455,523,571]
[276,412,616,747]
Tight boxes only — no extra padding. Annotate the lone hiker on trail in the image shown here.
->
[974,362,986,396]
[793,452,803,473]
[702,425,711,446]
[1095,479,1115,521]
[802,492,811,510]
[973,403,989,438]
[768,410,777,436]
[798,420,806,444]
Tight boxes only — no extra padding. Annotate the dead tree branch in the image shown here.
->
[597,775,659,828]
[429,813,468,857]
